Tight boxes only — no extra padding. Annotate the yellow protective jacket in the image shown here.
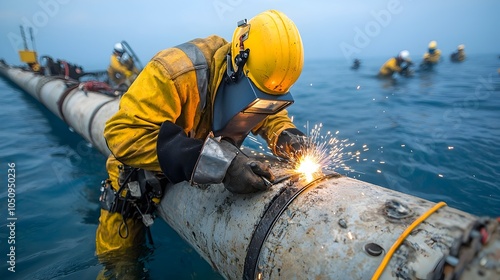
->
[97,35,298,254]
[423,49,441,64]
[107,53,139,85]
[378,57,401,77]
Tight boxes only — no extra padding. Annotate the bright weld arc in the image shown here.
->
[288,124,361,183]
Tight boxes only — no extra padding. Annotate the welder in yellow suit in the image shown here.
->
[96,10,307,278]
[379,50,412,77]
[107,42,140,87]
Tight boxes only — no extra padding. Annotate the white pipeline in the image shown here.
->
[1,62,498,280]
[0,64,117,156]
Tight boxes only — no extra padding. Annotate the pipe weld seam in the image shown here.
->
[243,173,338,279]
[35,76,58,100]
[56,83,80,123]
[87,99,116,145]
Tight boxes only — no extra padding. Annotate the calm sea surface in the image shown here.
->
[1,54,499,279]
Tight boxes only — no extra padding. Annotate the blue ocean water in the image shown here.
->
[0,54,499,279]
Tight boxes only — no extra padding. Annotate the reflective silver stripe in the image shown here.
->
[175,42,209,110]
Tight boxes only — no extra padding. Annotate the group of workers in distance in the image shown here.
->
[376,41,466,78]
[97,9,308,278]
[109,36,468,91]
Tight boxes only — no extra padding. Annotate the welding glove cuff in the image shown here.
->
[157,121,203,184]
[276,128,308,159]
[190,136,238,185]
[191,136,274,194]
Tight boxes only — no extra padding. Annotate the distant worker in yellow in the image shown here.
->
[451,44,466,62]
[378,50,413,78]
[419,41,441,71]
[107,42,140,87]
[423,40,441,64]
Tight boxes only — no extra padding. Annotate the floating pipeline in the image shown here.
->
[0,61,117,156]
[1,61,499,279]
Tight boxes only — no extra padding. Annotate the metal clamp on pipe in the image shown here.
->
[244,173,340,280]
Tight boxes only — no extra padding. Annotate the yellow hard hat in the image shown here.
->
[231,10,304,95]
[428,40,437,49]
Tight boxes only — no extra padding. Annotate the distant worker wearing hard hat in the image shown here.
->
[351,58,361,70]
[378,50,413,78]
[451,44,466,62]
[107,42,140,87]
[422,41,441,65]
[96,9,307,277]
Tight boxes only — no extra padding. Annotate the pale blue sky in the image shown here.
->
[1,0,499,69]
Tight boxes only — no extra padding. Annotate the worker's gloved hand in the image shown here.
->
[223,148,275,194]
[275,128,308,160]
[190,136,274,194]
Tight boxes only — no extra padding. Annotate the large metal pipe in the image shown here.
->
[1,62,498,279]
[0,64,117,156]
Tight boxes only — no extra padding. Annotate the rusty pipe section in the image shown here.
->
[2,62,498,279]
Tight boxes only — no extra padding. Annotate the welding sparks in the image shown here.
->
[280,123,362,183]
[296,155,321,182]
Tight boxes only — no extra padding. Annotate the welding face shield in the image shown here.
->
[212,62,294,146]
[212,10,303,146]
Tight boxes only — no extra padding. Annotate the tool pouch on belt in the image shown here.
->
[99,164,167,227]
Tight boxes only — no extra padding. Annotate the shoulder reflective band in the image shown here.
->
[175,42,209,111]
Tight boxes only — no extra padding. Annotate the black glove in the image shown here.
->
[275,128,308,160]
[223,142,275,194]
